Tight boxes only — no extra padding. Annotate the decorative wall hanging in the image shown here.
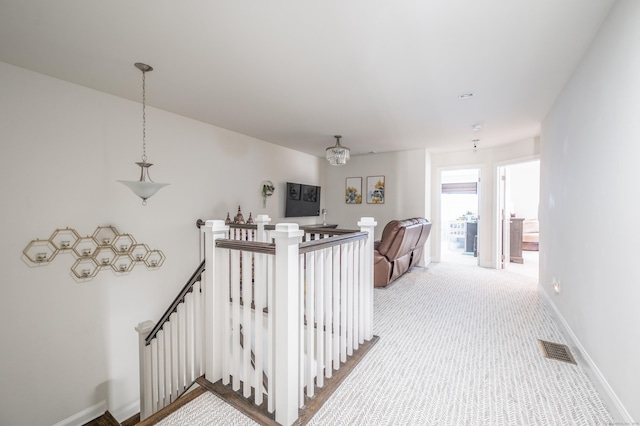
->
[261,180,275,207]
[366,175,385,204]
[22,226,165,281]
[345,177,362,204]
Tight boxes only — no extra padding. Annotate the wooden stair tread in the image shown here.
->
[136,386,207,426]
[83,410,120,426]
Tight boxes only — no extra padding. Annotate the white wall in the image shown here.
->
[509,160,540,219]
[324,149,431,258]
[431,138,539,267]
[540,0,639,421]
[0,61,324,426]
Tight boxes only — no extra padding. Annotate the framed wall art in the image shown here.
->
[345,177,362,204]
[287,183,301,200]
[366,175,385,204]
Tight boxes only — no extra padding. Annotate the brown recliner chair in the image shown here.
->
[373,218,431,287]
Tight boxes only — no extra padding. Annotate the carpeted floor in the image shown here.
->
[157,262,614,426]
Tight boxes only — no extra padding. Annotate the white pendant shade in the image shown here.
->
[118,161,168,205]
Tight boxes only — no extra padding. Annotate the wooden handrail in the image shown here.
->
[145,260,206,345]
[215,239,276,255]
[299,231,368,254]
[214,230,368,256]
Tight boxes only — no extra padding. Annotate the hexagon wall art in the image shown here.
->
[22,226,165,282]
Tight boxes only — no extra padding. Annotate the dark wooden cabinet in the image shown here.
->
[510,218,524,264]
[465,222,477,256]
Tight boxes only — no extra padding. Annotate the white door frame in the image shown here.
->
[493,156,540,269]
[436,166,481,265]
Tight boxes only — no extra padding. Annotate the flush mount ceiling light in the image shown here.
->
[458,92,475,99]
[471,123,484,132]
[326,135,350,166]
[118,63,169,205]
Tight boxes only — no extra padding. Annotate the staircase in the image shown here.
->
[131,217,377,425]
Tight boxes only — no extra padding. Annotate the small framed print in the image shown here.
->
[345,177,362,204]
[366,176,385,204]
[287,183,301,200]
[302,185,318,202]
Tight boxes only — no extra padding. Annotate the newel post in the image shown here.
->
[273,223,304,426]
[255,214,271,242]
[135,320,154,420]
[358,217,377,340]
[201,219,229,383]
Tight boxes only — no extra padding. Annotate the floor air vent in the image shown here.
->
[538,339,577,365]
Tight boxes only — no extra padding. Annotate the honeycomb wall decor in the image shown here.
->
[22,226,165,281]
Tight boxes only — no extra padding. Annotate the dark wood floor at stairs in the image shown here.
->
[83,410,120,426]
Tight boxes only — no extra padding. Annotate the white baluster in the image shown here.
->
[163,322,172,405]
[185,291,195,384]
[157,330,166,408]
[346,242,354,357]
[298,254,305,408]
[353,242,360,351]
[332,246,340,370]
[177,303,186,394]
[305,251,315,398]
[315,250,324,388]
[193,280,203,378]
[231,248,241,391]
[151,339,159,411]
[324,247,333,379]
[242,250,253,398]
[170,312,179,401]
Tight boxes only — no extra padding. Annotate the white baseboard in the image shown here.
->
[537,286,634,424]
[112,400,140,423]
[52,400,106,426]
[51,399,139,426]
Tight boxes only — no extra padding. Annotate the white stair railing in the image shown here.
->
[137,217,376,425]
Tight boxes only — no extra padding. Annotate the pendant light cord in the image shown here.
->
[142,70,147,163]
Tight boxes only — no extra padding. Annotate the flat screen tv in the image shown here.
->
[285,182,321,217]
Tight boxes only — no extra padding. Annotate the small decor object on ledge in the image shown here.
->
[367,175,385,204]
[118,62,169,205]
[22,226,165,281]
[261,180,275,208]
[233,206,245,224]
[225,212,232,225]
[246,212,254,224]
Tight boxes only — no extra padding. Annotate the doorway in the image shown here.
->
[497,160,540,279]
[440,168,480,266]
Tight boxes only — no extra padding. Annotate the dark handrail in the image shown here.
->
[214,230,368,256]
[215,240,276,255]
[299,231,368,254]
[145,260,206,345]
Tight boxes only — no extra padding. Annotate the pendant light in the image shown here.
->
[326,135,350,166]
[118,62,169,205]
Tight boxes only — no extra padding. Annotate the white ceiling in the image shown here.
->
[0,0,614,157]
